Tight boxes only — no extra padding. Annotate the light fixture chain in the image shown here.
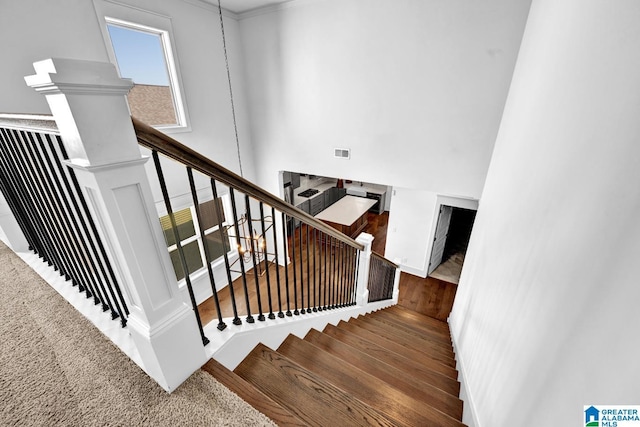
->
[218,0,244,178]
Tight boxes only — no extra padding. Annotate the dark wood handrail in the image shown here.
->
[370,251,398,269]
[132,117,364,251]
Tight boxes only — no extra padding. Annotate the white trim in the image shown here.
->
[93,0,191,132]
[450,323,481,427]
[236,0,310,20]
[180,0,240,20]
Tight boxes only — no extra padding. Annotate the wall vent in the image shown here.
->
[334,148,350,159]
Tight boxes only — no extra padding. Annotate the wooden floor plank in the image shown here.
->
[201,358,306,427]
[277,335,465,426]
[355,315,455,359]
[303,328,463,418]
[367,310,454,347]
[349,317,456,367]
[234,344,396,427]
[327,322,458,379]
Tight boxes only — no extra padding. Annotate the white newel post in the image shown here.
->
[24,58,207,392]
[355,232,374,306]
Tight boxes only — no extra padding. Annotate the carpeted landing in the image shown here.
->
[0,240,276,426]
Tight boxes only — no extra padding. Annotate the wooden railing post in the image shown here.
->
[355,232,374,306]
[25,58,207,392]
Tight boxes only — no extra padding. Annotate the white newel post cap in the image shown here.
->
[24,58,139,167]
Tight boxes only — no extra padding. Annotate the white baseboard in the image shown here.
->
[450,325,481,427]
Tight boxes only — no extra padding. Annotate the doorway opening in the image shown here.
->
[428,205,477,284]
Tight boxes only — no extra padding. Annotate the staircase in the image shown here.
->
[203,305,466,426]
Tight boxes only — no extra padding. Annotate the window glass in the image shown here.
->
[106,21,182,127]
[204,228,230,262]
[199,198,226,230]
[159,197,231,282]
[159,207,195,247]
[169,241,203,281]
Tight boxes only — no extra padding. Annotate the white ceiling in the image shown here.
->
[215,0,295,14]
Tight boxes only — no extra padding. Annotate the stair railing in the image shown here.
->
[0,114,129,326]
[368,252,397,302]
[133,118,373,341]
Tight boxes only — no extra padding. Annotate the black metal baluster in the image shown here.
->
[305,224,311,313]
[229,188,254,324]
[8,129,77,287]
[272,208,285,318]
[39,133,112,312]
[323,232,328,310]
[245,196,265,322]
[348,246,356,305]
[354,249,361,304]
[56,136,129,325]
[152,151,209,345]
[339,243,346,307]
[0,129,53,266]
[298,223,305,314]
[0,149,38,253]
[281,212,292,317]
[291,220,299,315]
[259,203,275,320]
[312,228,317,312]
[329,236,335,309]
[25,131,103,306]
[211,178,241,326]
[47,135,122,319]
[345,245,353,305]
[188,168,226,331]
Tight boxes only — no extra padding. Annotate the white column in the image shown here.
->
[25,58,207,392]
[355,232,374,306]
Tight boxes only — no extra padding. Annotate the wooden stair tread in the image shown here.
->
[323,323,459,381]
[201,358,306,427]
[388,305,451,332]
[303,328,463,419]
[354,315,456,359]
[234,343,397,427]
[369,309,454,346]
[336,320,458,375]
[277,335,465,426]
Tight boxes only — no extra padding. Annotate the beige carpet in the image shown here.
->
[0,241,276,427]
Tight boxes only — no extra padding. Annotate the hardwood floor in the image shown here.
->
[397,273,457,321]
[198,209,458,326]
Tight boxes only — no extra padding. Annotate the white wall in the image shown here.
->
[0,0,256,185]
[239,0,531,196]
[238,0,531,270]
[450,0,640,425]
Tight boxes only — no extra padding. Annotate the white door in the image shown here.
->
[428,205,453,275]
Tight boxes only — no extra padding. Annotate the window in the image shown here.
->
[105,18,187,128]
[159,198,231,281]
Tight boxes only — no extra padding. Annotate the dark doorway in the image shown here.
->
[428,206,477,284]
[442,207,476,261]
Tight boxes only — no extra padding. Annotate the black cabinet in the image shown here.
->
[310,195,325,216]
[324,187,346,207]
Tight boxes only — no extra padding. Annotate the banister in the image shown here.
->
[132,117,364,251]
[370,251,398,269]
[0,113,58,133]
